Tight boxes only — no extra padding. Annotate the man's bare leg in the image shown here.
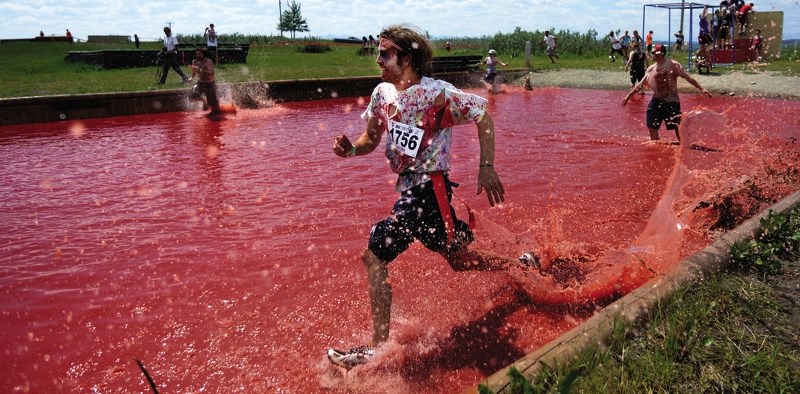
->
[648,128,661,140]
[362,249,391,344]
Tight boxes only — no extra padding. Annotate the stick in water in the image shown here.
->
[135,358,159,394]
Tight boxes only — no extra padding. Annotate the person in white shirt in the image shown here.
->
[544,31,558,63]
[159,27,190,85]
[204,24,218,63]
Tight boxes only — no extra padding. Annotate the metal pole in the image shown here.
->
[279,0,283,37]
[642,5,647,43]
[668,10,673,55]
[688,7,694,68]
[679,0,686,44]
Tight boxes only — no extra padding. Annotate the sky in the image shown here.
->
[1,0,798,42]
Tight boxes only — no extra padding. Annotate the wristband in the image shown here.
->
[347,145,356,157]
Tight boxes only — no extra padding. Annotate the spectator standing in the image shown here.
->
[204,24,218,63]
[360,36,369,57]
[632,30,643,48]
[711,8,728,48]
[134,34,140,49]
[368,35,376,55]
[625,42,648,92]
[445,41,452,52]
[674,30,685,52]
[621,30,632,58]
[543,31,558,63]
[159,27,190,85]
[622,44,712,142]
[716,8,730,47]
[645,30,654,54]
[66,29,73,43]
[751,28,763,60]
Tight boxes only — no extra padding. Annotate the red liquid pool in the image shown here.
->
[1,88,798,392]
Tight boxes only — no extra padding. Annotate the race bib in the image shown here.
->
[388,120,424,158]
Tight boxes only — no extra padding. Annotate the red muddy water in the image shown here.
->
[1,87,798,393]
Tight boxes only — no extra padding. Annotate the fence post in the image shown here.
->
[525,41,531,68]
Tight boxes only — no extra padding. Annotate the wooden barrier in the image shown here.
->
[65,45,249,68]
[431,55,483,73]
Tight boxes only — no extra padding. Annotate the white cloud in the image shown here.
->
[1,0,797,40]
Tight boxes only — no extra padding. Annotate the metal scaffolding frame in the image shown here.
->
[642,2,715,69]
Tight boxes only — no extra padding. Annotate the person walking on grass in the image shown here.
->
[159,27,190,85]
[622,44,712,142]
[328,23,537,369]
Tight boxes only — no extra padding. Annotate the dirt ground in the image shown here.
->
[519,68,800,100]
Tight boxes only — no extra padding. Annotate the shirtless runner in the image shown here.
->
[622,44,712,142]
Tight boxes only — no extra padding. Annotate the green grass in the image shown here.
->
[1,39,798,98]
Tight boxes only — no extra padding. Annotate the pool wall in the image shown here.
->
[0,70,524,127]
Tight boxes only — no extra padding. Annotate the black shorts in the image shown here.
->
[368,174,473,263]
[647,98,682,130]
[630,68,645,85]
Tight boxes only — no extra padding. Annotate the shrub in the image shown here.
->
[730,208,800,275]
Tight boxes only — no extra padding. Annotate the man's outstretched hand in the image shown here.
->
[477,166,505,207]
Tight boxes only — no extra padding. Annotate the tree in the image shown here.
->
[277,1,309,39]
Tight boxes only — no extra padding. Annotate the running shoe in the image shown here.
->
[518,252,541,271]
[326,346,374,369]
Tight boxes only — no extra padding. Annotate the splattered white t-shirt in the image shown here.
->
[363,76,487,192]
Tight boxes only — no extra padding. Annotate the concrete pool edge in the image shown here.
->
[0,70,530,127]
[469,188,800,393]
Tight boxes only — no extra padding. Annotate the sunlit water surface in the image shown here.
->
[1,87,798,392]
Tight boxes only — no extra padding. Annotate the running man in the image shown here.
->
[328,24,536,369]
[189,48,221,116]
[622,44,712,142]
[544,31,558,63]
